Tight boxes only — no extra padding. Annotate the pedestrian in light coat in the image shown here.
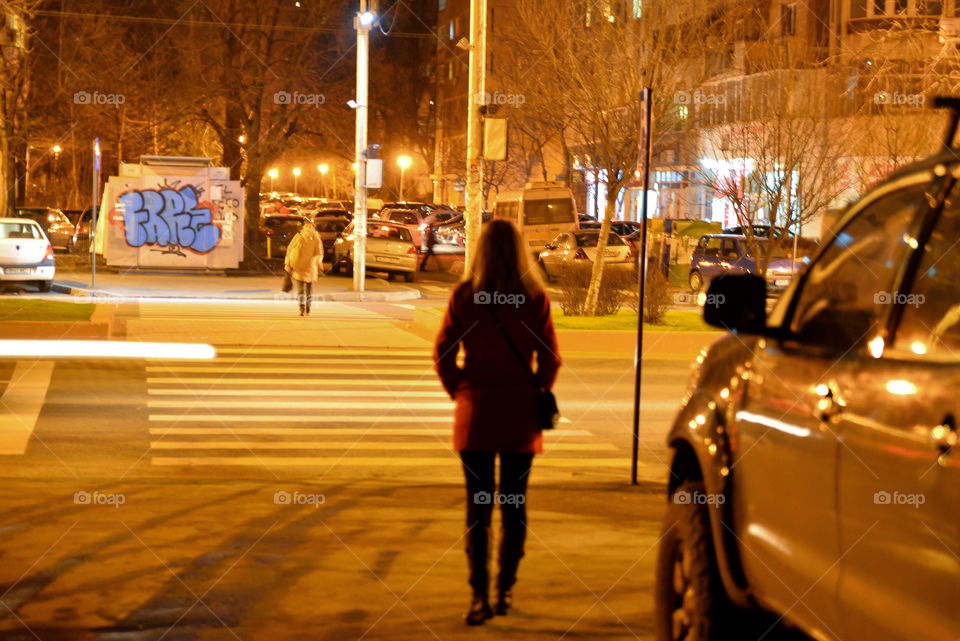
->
[285,221,323,316]
[434,218,562,625]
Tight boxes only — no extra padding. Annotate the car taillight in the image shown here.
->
[260,227,274,236]
[407,246,418,255]
[574,248,588,260]
[625,239,636,258]
[44,244,54,261]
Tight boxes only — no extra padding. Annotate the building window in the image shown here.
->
[851,0,867,18]
[449,19,454,40]
[439,0,445,11]
[782,2,797,35]
[633,0,642,18]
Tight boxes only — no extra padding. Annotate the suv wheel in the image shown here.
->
[689,271,703,293]
[654,482,736,641]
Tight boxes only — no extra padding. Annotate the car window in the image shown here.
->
[524,198,574,225]
[703,237,721,258]
[789,182,932,345]
[892,186,960,359]
[388,211,418,225]
[0,222,41,240]
[721,238,741,260]
[369,224,412,243]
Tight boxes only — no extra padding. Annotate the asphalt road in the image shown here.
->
[0,297,808,641]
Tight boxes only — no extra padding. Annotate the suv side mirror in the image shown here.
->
[703,274,767,334]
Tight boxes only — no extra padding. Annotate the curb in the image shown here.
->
[50,281,422,303]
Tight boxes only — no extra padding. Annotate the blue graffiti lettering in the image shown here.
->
[119,185,221,254]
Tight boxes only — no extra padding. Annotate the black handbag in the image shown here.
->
[281,271,293,293]
[488,306,560,430]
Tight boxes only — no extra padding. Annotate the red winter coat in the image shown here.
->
[434,281,561,453]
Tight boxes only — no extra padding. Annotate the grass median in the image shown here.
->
[550,309,715,332]
[0,299,96,322]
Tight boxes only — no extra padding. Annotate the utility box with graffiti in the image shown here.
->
[96,156,243,269]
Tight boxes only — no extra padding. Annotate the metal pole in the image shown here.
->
[352,2,371,293]
[464,0,487,270]
[400,166,405,200]
[631,88,652,486]
[91,138,100,289]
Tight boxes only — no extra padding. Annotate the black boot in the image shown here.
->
[464,593,493,625]
[494,589,512,616]
[465,524,492,624]
[495,529,525,615]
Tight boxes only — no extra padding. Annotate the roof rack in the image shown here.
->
[933,96,960,150]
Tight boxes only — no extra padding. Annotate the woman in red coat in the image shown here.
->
[434,219,561,625]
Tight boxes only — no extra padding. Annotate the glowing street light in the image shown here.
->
[397,155,412,200]
[317,163,329,197]
[268,167,279,191]
[293,167,302,193]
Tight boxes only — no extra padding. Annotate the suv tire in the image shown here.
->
[689,271,703,293]
[655,481,737,641]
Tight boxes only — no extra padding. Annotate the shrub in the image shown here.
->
[642,264,670,325]
[557,263,636,316]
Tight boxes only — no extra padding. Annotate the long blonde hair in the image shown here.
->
[465,219,544,296]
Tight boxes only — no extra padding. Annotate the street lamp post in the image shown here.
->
[353,3,375,293]
[397,155,411,200]
[293,167,301,194]
[318,163,329,198]
[268,168,278,192]
[52,145,62,208]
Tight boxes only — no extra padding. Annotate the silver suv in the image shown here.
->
[655,145,960,639]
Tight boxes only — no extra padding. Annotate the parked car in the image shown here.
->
[722,223,820,256]
[432,211,493,248]
[63,208,94,254]
[331,220,418,281]
[12,207,74,252]
[312,210,351,258]
[0,218,55,291]
[689,233,804,295]
[258,213,307,256]
[581,220,645,256]
[655,145,960,641]
[537,230,633,280]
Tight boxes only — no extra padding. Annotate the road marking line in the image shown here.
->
[0,361,54,455]
[147,388,449,398]
[149,414,453,423]
[146,377,440,387]
[214,347,432,356]
[194,357,431,365]
[146,366,434,375]
[148,427,595,436]
[151,456,626,467]
[148,399,454,409]
[149,440,617,451]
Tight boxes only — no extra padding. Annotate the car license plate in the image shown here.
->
[379,256,400,263]
[775,279,789,287]
[604,250,619,258]
[4,267,32,274]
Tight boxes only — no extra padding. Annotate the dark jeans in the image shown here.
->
[419,246,436,270]
[297,280,312,313]
[460,451,534,597]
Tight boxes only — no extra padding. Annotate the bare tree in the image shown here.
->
[0,0,38,215]
[509,0,695,315]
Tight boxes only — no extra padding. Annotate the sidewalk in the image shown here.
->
[50,268,421,303]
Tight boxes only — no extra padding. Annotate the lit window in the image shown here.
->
[449,19,454,40]
[439,0,446,10]
[633,0,642,18]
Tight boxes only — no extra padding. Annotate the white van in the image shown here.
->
[493,182,578,252]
